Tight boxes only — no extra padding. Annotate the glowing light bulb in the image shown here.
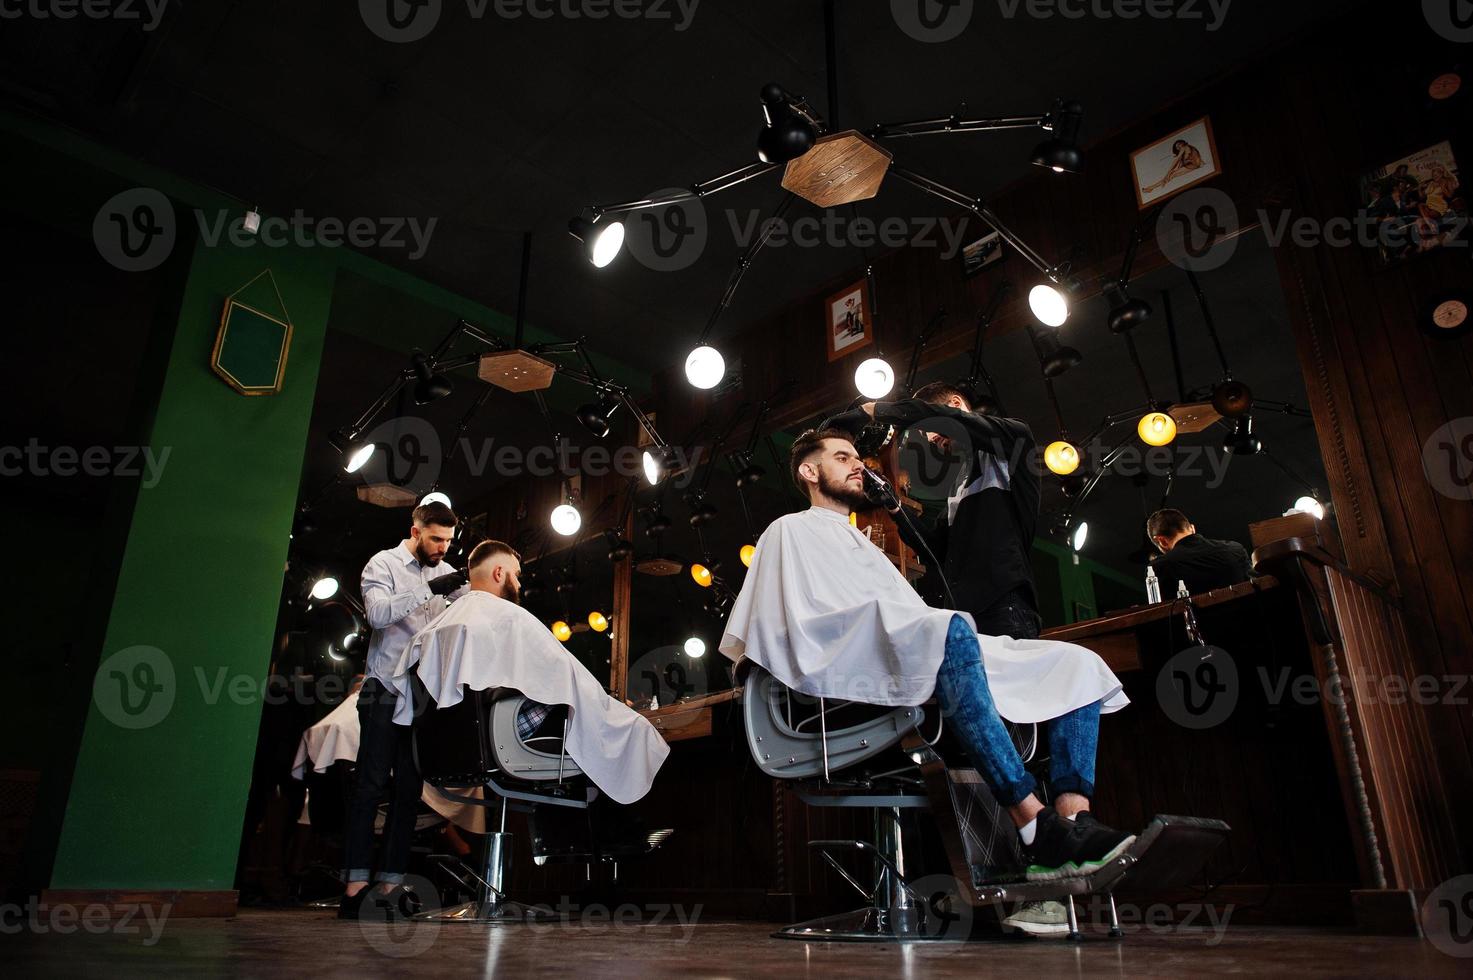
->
[1071,521,1090,553]
[1029,283,1070,327]
[740,544,755,567]
[1044,440,1080,476]
[550,503,582,536]
[684,636,706,658]
[1293,496,1325,520]
[854,358,895,399]
[588,610,609,632]
[1137,411,1177,447]
[344,443,375,474]
[690,563,713,588]
[310,576,339,600]
[551,621,572,642]
[685,345,726,390]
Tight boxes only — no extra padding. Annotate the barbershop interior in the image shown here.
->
[4,0,1473,975]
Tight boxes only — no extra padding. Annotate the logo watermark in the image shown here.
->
[0,440,170,488]
[93,189,439,272]
[92,645,175,731]
[891,0,975,43]
[0,896,169,945]
[0,0,169,29]
[1423,0,1473,43]
[995,0,1232,31]
[1156,645,1237,730]
[1422,874,1473,957]
[1423,418,1473,501]
[622,187,708,273]
[359,0,699,43]
[355,874,441,957]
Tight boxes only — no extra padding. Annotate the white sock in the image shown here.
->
[1018,817,1038,845]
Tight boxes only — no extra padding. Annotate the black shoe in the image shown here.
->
[336,888,371,920]
[374,884,425,920]
[1070,812,1134,866]
[1023,809,1136,881]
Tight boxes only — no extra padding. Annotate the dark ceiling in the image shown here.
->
[1,0,1358,374]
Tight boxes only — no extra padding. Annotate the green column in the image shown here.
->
[49,235,337,890]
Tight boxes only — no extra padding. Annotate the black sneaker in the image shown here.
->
[1070,812,1135,867]
[1023,809,1136,881]
[336,888,370,920]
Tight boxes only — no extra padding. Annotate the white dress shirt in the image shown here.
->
[361,541,467,688]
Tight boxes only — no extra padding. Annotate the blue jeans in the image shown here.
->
[935,614,1100,806]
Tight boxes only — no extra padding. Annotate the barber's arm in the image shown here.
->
[361,556,437,630]
[871,399,1034,459]
[893,506,948,566]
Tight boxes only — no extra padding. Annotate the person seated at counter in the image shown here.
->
[1146,508,1255,595]
[721,429,1137,881]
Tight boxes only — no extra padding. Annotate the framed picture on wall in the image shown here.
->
[1357,140,1466,268]
[959,229,1006,279]
[825,279,873,361]
[1131,116,1222,209]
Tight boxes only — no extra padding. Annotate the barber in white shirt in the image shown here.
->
[339,500,468,919]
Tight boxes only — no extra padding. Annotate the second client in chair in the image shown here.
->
[390,540,670,806]
[720,429,1136,881]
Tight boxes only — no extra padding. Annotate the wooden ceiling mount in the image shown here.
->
[477,349,558,392]
[781,131,894,208]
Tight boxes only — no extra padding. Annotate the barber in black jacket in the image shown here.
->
[827,381,1042,640]
[1146,507,1255,595]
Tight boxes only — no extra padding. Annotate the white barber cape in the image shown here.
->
[391,590,670,805]
[719,506,1128,722]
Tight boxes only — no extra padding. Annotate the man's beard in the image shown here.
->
[499,581,521,605]
[414,539,442,566]
[818,469,877,512]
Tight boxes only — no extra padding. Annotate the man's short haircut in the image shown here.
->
[790,427,856,495]
[467,539,521,574]
[413,501,458,529]
[913,381,970,409]
[1146,508,1192,544]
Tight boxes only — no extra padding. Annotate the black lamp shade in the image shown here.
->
[1211,379,1254,418]
[1108,297,1153,334]
[1032,100,1085,173]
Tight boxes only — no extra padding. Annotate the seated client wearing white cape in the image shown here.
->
[719,506,1128,722]
[391,590,670,804]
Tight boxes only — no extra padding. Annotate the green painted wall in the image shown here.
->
[49,233,338,890]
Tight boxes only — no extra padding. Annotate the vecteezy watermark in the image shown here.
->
[92,188,438,273]
[358,0,699,43]
[1423,875,1473,957]
[0,896,170,945]
[0,0,170,29]
[1157,186,1469,273]
[0,440,171,488]
[356,874,441,957]
[1423,418,1473,502]
[1423,0,1473,44]
[1080,897,1235,943]
[93,645,176,731]
[529,898,704,937]
[1156,645,1238,730]
[727,210,973,260]
[628,645,712,707]
[622,187,708,273]
[996,0,1232,30]
[891,0,975,43]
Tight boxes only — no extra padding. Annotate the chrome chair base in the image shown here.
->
[416,898,559,924]
[773,905,967,942]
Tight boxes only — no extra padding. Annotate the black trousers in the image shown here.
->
[971,588,1042,640]
[343,678,420,884]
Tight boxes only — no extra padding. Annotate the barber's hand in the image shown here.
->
[428,571,466,596]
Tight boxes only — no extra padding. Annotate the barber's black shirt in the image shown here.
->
[826,400,1039,618]
[1150,534,1254,595]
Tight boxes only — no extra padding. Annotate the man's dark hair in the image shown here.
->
[467,539,520,573]
[790,427,855,496]
[1146,508,1192,545]
[913,381,970,409]
[413,501,458,529]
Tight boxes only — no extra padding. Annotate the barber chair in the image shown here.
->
[411,686,595,923]
[738,659,1231,942]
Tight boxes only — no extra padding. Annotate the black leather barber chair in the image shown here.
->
[738,659,1231,942]
[412,686,596,923]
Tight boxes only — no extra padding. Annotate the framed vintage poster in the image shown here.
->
[1358,140,1466,267]
[825,279,872,361]
[1131,116,1222,209]
[959,229,1005,279]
